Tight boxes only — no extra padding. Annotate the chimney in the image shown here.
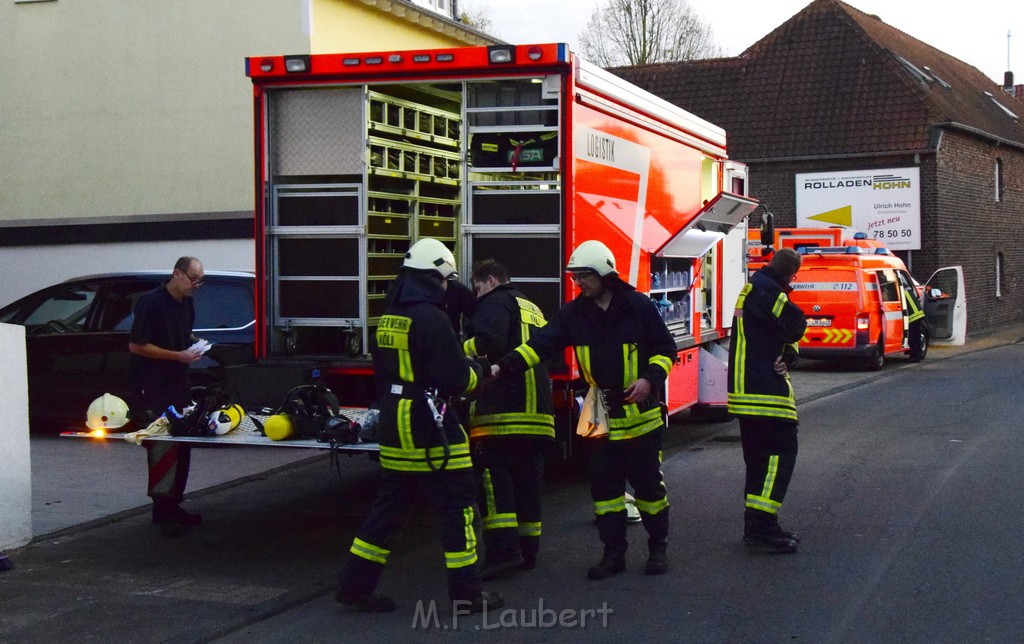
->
[1005,71,1015,90]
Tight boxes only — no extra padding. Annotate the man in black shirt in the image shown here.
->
[128,256,207,537]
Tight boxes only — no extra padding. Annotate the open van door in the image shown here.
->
[923,266,966,346]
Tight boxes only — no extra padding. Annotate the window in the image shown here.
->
[877,270,900,303]
[995,158,1004,203]
[102,280,162,332]
[22,285,99,331]
[996,252,1004,299]
[194,282,255,331]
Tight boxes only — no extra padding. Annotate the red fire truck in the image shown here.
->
[230,43,759,453]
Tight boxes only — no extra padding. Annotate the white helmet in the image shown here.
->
[207,410,234,436]
[404,238,458,279]
[86,393,130,430]
[566,240,617,277]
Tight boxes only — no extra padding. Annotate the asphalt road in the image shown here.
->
[4,339,1023,642]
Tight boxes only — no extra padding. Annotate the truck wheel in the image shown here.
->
[860,339,885,371]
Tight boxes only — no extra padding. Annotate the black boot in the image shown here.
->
[335,589,397,612]
[587,546,626,580]
[457,590,505,614]
[645,541,668,575]
[480,553,525,581]
[744,511,798,554]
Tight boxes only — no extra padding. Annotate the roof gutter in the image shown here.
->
[740,148,935,164]
[356,0,503,46]
[934,121,1024,153]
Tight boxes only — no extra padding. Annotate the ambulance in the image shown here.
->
[789,245,965,370]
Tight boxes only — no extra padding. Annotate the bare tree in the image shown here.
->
[579,0,721,66]
[457,2,493,34]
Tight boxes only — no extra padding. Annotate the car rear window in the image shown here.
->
[194,281,254,330]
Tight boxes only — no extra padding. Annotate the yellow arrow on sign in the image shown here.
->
[808,205,852,227]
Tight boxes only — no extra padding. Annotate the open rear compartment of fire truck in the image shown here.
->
[242,72,567,411]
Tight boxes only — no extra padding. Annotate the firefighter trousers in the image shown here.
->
[739,417,798,520]
[338,468,483,601]
[472,436,545,563]
[590,427,669,552]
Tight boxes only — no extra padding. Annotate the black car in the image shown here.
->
[0,271,255,432]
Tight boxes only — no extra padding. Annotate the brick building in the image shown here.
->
[614,0,1024,333]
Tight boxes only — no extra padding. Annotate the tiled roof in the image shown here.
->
[611,0,1024,160]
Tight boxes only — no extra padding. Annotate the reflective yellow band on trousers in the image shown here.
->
[350,537,390,565]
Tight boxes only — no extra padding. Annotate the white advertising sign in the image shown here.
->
[795,168,921,250]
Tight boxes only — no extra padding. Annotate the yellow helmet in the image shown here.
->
[566,240,617,277]
[403,238,458,279]
[86,393,130,430]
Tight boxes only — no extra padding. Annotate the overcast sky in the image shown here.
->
[463,0,1023,85]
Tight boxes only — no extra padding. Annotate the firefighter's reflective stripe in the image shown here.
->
[622,343,638,388]
[771,292,789,317]
[518,521,542,537]
[746,455,783,514]
[350,537,390,565]
[445,506,478,569]
[481,469,519,530]
[397,398,414,450]
[518,298,544,415]
[463,337,478,356]
[594,496,627,515]
[378,442,472,472]
[903,287,925,322]
[468,412,555,438]
[514,343,542,368]
[634,495,669,515]
[727,392,797,421]
[575,345,596,386]
[608,406,663,440]
[516,297,547,328]
[462,367,478,396]
[650,354,674,376]
[377,315,413,382]
[731,285,752,391]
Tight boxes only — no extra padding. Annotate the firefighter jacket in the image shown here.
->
[463,283,555,440]
[497,279,676,441]
[372,270,489,473]
[727,266,807,424]
[902,286,925,324]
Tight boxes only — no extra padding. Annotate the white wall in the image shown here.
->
[0,239,255,309]
[0,323,31,551]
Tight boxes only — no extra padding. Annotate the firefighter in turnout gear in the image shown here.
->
[899,275,927,362]
[335,238,503,613]
[727,248,807,554]
[464,259,555,580]
[494,240,676,579]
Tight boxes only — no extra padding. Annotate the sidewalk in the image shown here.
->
[1,321,1022,642]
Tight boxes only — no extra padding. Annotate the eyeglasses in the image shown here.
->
[569,271,597,283]
[179,270,204,286]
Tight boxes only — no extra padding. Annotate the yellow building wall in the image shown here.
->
[0,0,307,222]
[310,0,486,53]
[0,0,492,224]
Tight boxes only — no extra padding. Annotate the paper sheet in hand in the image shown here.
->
[190,339,212,354]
